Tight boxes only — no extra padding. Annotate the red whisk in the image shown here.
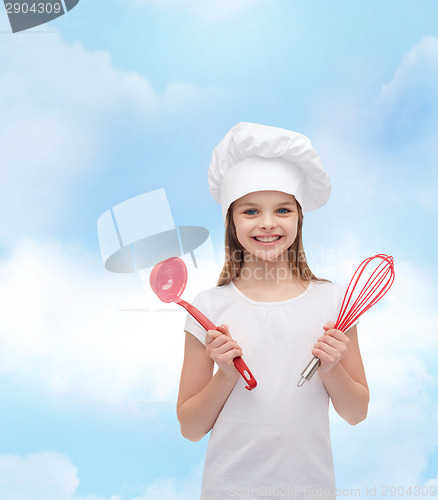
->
[297,254,395,387]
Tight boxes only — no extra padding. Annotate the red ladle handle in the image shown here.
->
[176,298,257,390]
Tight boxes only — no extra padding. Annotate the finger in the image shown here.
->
[319,328,347,340]
[316,335,344,350]
[216,324,231,337]
[320,331,350,349]
[327,329,349,342]
[323,321,336,331]
[313,342,338,357]
[215,342,242,356]
[209,334,233,349]
[205,329,223,344]
[213,335,241,351]
[311,347,335,364]
[217,348,243,363]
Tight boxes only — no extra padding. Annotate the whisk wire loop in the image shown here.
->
[334,254,394,333]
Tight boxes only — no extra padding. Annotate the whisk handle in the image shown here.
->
[297,356,321,387]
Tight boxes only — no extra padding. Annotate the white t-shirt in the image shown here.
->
[184,280,348,500]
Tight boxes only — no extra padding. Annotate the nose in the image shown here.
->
[259,215,276,231]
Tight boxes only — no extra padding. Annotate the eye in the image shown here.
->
[276,208,291,214]
[243,209,258,216]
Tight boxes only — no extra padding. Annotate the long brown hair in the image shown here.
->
[217,199,327,286]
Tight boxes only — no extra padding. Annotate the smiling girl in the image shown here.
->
[176,123,369,500]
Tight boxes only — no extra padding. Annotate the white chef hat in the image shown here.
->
[208,122,331,220]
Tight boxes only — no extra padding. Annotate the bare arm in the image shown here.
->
[176,325,241,442]
[313,324,369,425]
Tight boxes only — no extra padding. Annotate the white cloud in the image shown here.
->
[0,235,219,407]
[374,35,438,125]
[133,463,202,500]
[368,36,438,194]
[0,237,196,406]
[124,0,259,21]
[317,35,438,145]
[0,31,222,242]
[0,451,122,500]
[425,475,438,487]
[0,452,79,500]
[0,450,202,500]
[310,36,438,218]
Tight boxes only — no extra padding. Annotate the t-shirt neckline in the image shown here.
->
[229,280,313,305]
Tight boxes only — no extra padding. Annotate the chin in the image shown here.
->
[243,238,292,263]
[252,249,283,262]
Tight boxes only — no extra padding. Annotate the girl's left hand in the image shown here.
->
[311,321,350,373]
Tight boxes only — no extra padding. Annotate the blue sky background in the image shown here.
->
[0,1,438,498]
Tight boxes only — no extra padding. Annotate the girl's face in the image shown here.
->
[232,190,299,263]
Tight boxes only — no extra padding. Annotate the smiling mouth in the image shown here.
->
[252,236,283,243]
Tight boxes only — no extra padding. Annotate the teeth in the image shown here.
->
[254,236,281,242]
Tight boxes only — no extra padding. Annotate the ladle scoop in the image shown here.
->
[149,257,257,390]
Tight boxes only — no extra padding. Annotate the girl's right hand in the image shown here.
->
[205,324,242,378]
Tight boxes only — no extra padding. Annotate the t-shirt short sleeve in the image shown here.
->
[184,291,208,345]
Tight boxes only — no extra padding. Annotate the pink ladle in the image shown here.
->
[149,257,257,390]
